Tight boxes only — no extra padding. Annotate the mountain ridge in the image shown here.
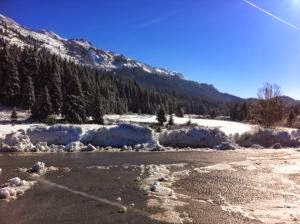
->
[0,13,242,104]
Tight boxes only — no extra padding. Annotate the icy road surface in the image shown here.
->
[1,149,300,224]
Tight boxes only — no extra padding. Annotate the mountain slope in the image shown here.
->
[0,13,241,103]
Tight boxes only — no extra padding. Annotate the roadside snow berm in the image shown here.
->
[158,127,232,149]
[82,124,156,148]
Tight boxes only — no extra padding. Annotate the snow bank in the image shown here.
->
[158,127,232,149]
[83,124,155,148]
[0,130,34,152]
[0,123,156,152]
[235,129,300,148]
[27,125,83,145]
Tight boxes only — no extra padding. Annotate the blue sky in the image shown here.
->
[1,0,300,99]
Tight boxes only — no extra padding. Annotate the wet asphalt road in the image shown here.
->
[0,150,300,224]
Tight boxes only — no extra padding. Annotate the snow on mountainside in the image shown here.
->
[0,13,184,78]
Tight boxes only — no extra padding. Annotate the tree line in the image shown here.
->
[0,41,227,123]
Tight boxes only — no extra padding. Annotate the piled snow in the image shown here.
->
[19,161,59,177]
[158,127,232,149]
[65,141,84,152]
[0,123,157,152]
[0,177,36,201]
[0,130,34,152]
[27,125,83,145]
[235,129,300,148]
[31,161,46,173]
[83,124,155,148]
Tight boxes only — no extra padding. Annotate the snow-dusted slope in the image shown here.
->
[0,13,183,78]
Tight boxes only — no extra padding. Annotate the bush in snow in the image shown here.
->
[83,124,155,148]
[158,127,231,148]
[235,129,300,148]
[27,125,82,145]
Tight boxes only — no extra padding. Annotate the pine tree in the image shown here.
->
[31,86,52,121]
[62,95,86,123]
[48,57,63,113]
[91,88,104,124]
[175,106,184,117]
[0,46,20,105]
[62,65,86,123]
[209,108,217,119]
[21,75,35,110]
[288,109,296,127]
[168,114,174,126]
[11,107,18,121]
[156,106,167,126]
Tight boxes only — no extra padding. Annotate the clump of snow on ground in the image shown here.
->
[0,130,34,152]
[19,161,59,177]
[158,127,233,149]
[83,124,156,148]
[0,177,36,201]
[139,164,192,224]
[0,123,157,152]
[27,125,83,145]
[235,129,300,148]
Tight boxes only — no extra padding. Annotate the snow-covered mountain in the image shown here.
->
[0,13,242,103]
[0,13,183,78]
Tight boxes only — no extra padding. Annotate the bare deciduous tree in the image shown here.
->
[250,83,285,127]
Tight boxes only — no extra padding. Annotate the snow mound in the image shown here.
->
[83,124,155,148]
[158,127,231,149]
[27,125,83,145]
[0,130,34,152]
[235,129,300,148]
[31,162,46,173]
[65,141,84,152]
[0,177,36,201]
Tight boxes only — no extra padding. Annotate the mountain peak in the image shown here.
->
[70,38,93,49]
[0,14,184,79]
[38,29,66,41]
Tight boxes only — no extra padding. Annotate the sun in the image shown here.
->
[292,0,300,5]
